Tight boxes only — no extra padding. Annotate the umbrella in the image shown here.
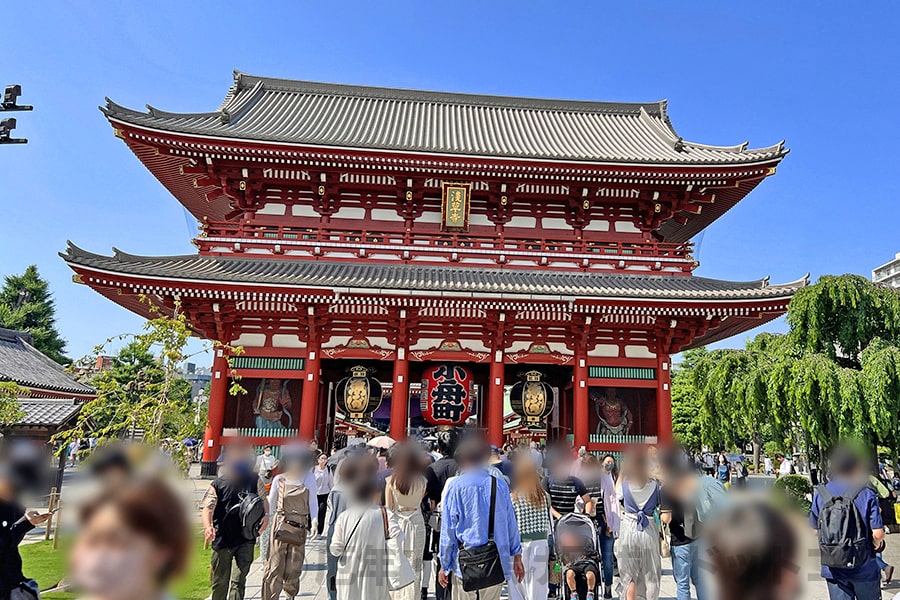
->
[368,435,398,450]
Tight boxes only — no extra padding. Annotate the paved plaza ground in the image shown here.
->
[24,468,900,599]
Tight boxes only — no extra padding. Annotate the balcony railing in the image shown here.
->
[566,434,659,445]
[197,222,695,273]
[222,427,299,438]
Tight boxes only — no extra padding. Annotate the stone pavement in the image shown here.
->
[219,532,842,600]
[38,466,888,599]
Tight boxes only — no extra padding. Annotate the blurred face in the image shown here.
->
[71,505,168,599]
[551,455,572,478]
[225,444,254,474]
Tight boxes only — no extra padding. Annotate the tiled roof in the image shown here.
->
[62,244,807,301]
[15,398,82,427]
[0,328,95,395]
[101,71,787,166]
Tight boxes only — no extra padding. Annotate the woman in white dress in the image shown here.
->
[615,451,661,600]
[384,443,427,600]
[330,453,402,600]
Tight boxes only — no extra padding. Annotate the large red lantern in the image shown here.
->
[420,364,475,426]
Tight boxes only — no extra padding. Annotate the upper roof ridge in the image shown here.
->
[231,70,668,116]
[100,71,788,168]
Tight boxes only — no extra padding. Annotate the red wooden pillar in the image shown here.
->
[656,352,673,444]
[487,314,506,447]
[488,353,505,447]
[201,349,228,476]
[573,346,589,450]
[390,346,410,440]
[300,340,321,441]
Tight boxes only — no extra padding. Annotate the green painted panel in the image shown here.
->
[231,356,305,371]
[588,366,656,380]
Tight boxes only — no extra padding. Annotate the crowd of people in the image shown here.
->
[198,432,805,600]
[2,433,900,600]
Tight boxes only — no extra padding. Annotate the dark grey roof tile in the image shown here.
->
[0,328,95,395]
[15,398,82,427]
[62,245,807,301]
[101,71,787,166]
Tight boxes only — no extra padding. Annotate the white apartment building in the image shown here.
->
[873,252,900,288]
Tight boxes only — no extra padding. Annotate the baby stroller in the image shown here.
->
[554,512,601,600]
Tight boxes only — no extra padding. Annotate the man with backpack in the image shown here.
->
[810,444,885,600]
[202,443,270,600]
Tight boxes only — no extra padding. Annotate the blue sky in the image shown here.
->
[1,1,898,362]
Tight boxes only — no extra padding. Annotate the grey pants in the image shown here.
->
[211,542,255,600]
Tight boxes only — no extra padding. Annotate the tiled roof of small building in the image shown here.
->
[0,328,95,395]
[62,244,807,301]
[15,398,82,427]
[101,71,787,166]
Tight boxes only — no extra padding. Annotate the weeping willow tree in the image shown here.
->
[693,332,793,468]
[691,274,900,467]
[671,347,707,450]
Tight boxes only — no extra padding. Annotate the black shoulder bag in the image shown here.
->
[457,476,506,592]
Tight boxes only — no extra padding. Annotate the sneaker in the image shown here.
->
[586,593,595,600]
[884,564,895,584]
[603,586,612,599]
[570,593,579,600]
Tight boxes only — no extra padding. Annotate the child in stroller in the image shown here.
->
[555,513,601,600]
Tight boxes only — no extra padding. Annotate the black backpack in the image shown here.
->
[816,484,872,569]
[226,491,266,541]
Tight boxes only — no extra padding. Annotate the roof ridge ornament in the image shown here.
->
[220,80,267,125]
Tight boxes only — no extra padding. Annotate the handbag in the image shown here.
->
[273,478,309,546]
[274,519,307,545]
[381,507,416,591]
[660,522,671,558]
[457,476,506,592]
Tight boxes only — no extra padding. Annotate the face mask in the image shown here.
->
[72,547,150,597]
[604,463,614,473]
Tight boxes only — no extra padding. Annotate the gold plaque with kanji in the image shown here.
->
[441,182,471,231]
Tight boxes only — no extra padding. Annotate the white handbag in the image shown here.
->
[381,507,416,591]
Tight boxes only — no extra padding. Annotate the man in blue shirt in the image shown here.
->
[439,435,525,600]
[810,445,885,600]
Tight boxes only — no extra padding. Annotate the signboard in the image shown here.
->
[441,182,471,231]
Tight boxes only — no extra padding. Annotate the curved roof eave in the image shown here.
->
[60,243,807,303]
[99,71,789,167]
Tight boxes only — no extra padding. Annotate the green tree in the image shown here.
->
[0,382,25,427]
[0,265,69,364]
[691,275,900,467]
[692,336,792,468]
[788,274,900,369]
[671,347,707,450]
[57,297,243,471]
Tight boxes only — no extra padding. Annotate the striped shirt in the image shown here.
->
[543,476,587,516]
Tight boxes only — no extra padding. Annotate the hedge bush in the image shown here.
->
[773,474,813,514]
